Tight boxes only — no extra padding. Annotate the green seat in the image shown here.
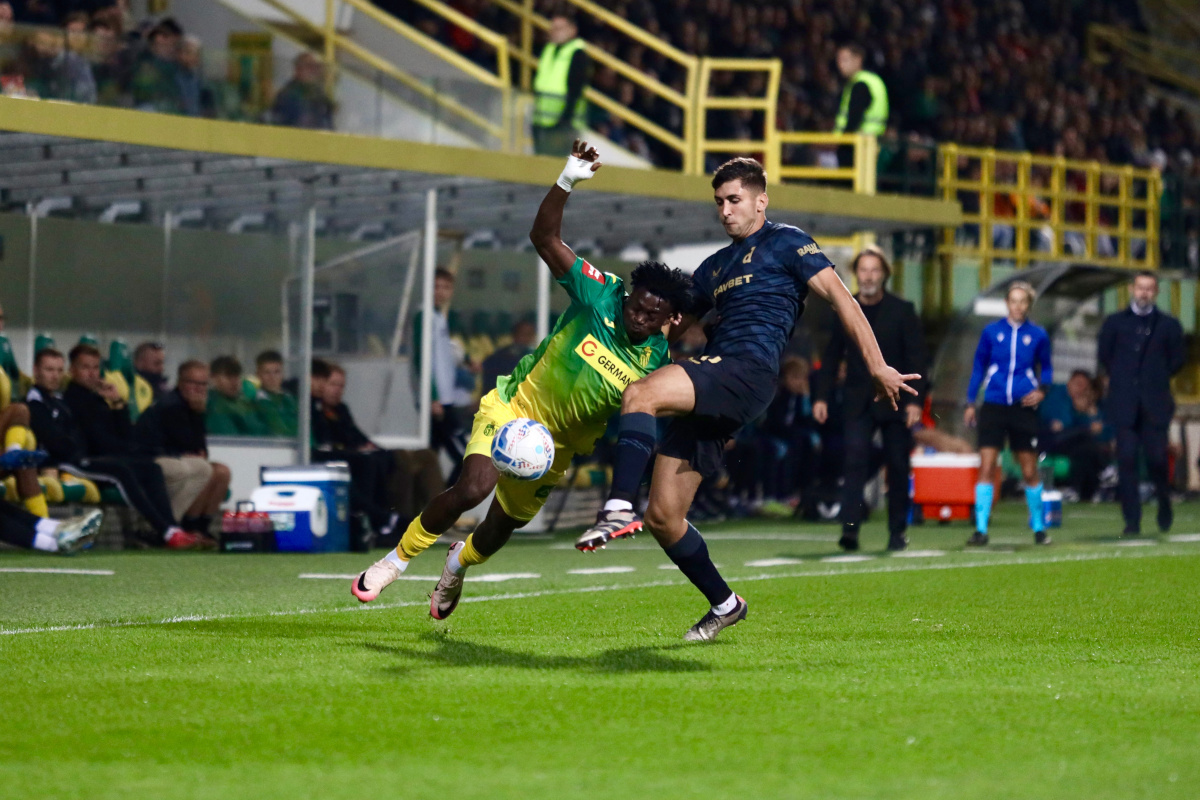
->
[33,333,56,355]
[77,334,99,348]
[99,486,126,506]
[61,482,87,503]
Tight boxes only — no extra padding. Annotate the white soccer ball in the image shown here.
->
[490,418,555,481]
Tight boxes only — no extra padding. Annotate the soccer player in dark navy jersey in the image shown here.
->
[576,156,920,641]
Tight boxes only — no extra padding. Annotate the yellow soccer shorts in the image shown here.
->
[465,389,574,522]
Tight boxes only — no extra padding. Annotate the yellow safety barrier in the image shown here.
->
[256,0,512,148]
[489,0,700,171]
[693,58,782,181]
[1087,24,1200,97]
[774,132,878,193]
[937,143,1160,283]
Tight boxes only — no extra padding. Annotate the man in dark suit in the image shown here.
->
[814,246,928,551]
[1098,271,1185,535]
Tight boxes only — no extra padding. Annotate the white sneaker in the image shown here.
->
[429,542,466,620]
[351,557,401,603]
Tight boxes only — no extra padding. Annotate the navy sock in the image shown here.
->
[608,412,657,504]
[665,522,733,607]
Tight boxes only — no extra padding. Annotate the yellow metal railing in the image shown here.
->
[490,0,701,171]
[256,0,513,147]
[1087,24,1200,97]
[694,58,782,180]
[775,132,878,193]
[938,144,1160,281]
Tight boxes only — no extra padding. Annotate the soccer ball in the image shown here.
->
[490,418,555,481]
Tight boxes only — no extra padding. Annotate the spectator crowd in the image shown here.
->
[0,1,335,128]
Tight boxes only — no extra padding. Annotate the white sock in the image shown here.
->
[384,548,409,572]
[447,544,466,575]
[711,593,739,616]
[33,519,60,552]
[6,443,20,452]
[604,499,633,513]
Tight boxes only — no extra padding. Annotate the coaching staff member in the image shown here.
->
[814,246,927,552]
[1098,270,1185,535]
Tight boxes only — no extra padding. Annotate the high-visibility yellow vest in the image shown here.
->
[834,69,888,135]
[533,38,587,129]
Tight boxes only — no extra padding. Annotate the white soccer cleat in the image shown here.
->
[429,542,466,620]
[351,557,401,603]
[55,509,103,555]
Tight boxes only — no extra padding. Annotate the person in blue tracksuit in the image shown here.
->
[963,281,1053,546]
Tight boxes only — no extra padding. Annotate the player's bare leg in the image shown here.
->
[642,455,747,641]
[353,454,497,603]
[577,366,696,551]
[430,497,523,620]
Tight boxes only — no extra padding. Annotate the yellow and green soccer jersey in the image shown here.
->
[497,256,671,452]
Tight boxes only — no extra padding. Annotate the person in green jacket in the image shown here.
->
[253,350,299,437]
[207,356,269,437]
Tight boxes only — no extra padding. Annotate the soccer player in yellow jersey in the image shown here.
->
[351,141,693,619]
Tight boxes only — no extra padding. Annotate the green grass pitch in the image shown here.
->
[3,501,1199,799]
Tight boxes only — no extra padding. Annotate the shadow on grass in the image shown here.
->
[363,631,713,674]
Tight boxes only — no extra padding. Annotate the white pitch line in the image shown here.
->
[4,548,1199,637]
[890,550,947,558]
[567,566,636,575]
[0,567,114,576]
[299,572,541,583]
[821,554,875,563]
[1105,539,1159,547]
[1168,533,1200,543]
[744,558,803,568]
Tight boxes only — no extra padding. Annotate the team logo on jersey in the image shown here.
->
[603,317,616,329]
[581,261,606,284]
[997,333,1004,342]
[1023,335,1032,346]
[639,347,653,368]
[575,335,638,392]
[714,273,753,298]
[796,243,823,257]
[742,246,756,264]
[483,422,495,436]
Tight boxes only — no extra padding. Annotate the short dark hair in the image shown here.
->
[34,347,64,367]
[311,358,333,380]
[850,244,892,281]
[64,10,89,27]
[327,361,345,377]
[68,343,102,364]
[177,359,207,382]
[630,260,695,315]
[712,157,767,194]
[1069,369,1094,382]
[210,355,242,378]
[150,17,183,40]
[133,341,163,361]
[256,350,284,368]
[1134,270,1159,285]
[434,268,455,283]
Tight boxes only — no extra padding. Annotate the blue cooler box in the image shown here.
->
[258,463,351,552]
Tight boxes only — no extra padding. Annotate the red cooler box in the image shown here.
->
[911,453,981,523]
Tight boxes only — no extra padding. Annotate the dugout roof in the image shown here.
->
[0,98,960,251]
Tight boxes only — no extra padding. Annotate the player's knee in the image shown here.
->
[621,379,655,414]
[452,473,493,509]
[642,503,678,538]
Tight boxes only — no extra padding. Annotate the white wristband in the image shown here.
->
[556,154,595,193]
[556,172,576,192]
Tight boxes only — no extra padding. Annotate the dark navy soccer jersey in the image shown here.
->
[691,220,835,370]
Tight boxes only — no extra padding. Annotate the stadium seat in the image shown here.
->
[33,333,55,356]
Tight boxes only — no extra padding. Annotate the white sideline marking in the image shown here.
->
[821,554,875,563]
[0,567,114,576]
[5,548,1199,636]
[704,533,838,542]
[1168,533,1200,543]
[567,566,635,575]
[299,572,540,583]
[550,543,660,550]
[744,558,803,568]
[890,550,946,558]
[1105,539,1159,547]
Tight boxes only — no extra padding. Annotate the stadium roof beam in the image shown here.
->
[0,97,961,250]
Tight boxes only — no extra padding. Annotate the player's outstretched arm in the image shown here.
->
[529,140,601,279]
[807,266,920,410]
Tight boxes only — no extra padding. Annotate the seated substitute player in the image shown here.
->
[576,156,920,641]
[350,140,693,620]
[963,280,1053,546]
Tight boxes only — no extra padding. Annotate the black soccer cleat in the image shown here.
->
[575,508,643,552]
[1034,531,1052,545]
[838,524,860,552]
[887,532,909,552]
[966,531,989,547]
[684,595,748,642]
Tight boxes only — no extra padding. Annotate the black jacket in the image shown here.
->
[25,385,87,466]
[1098,306,1185,428]
[815,291,928,421]
[313,399,371,451]
[135,389,208,457]
[63,381,145,458]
